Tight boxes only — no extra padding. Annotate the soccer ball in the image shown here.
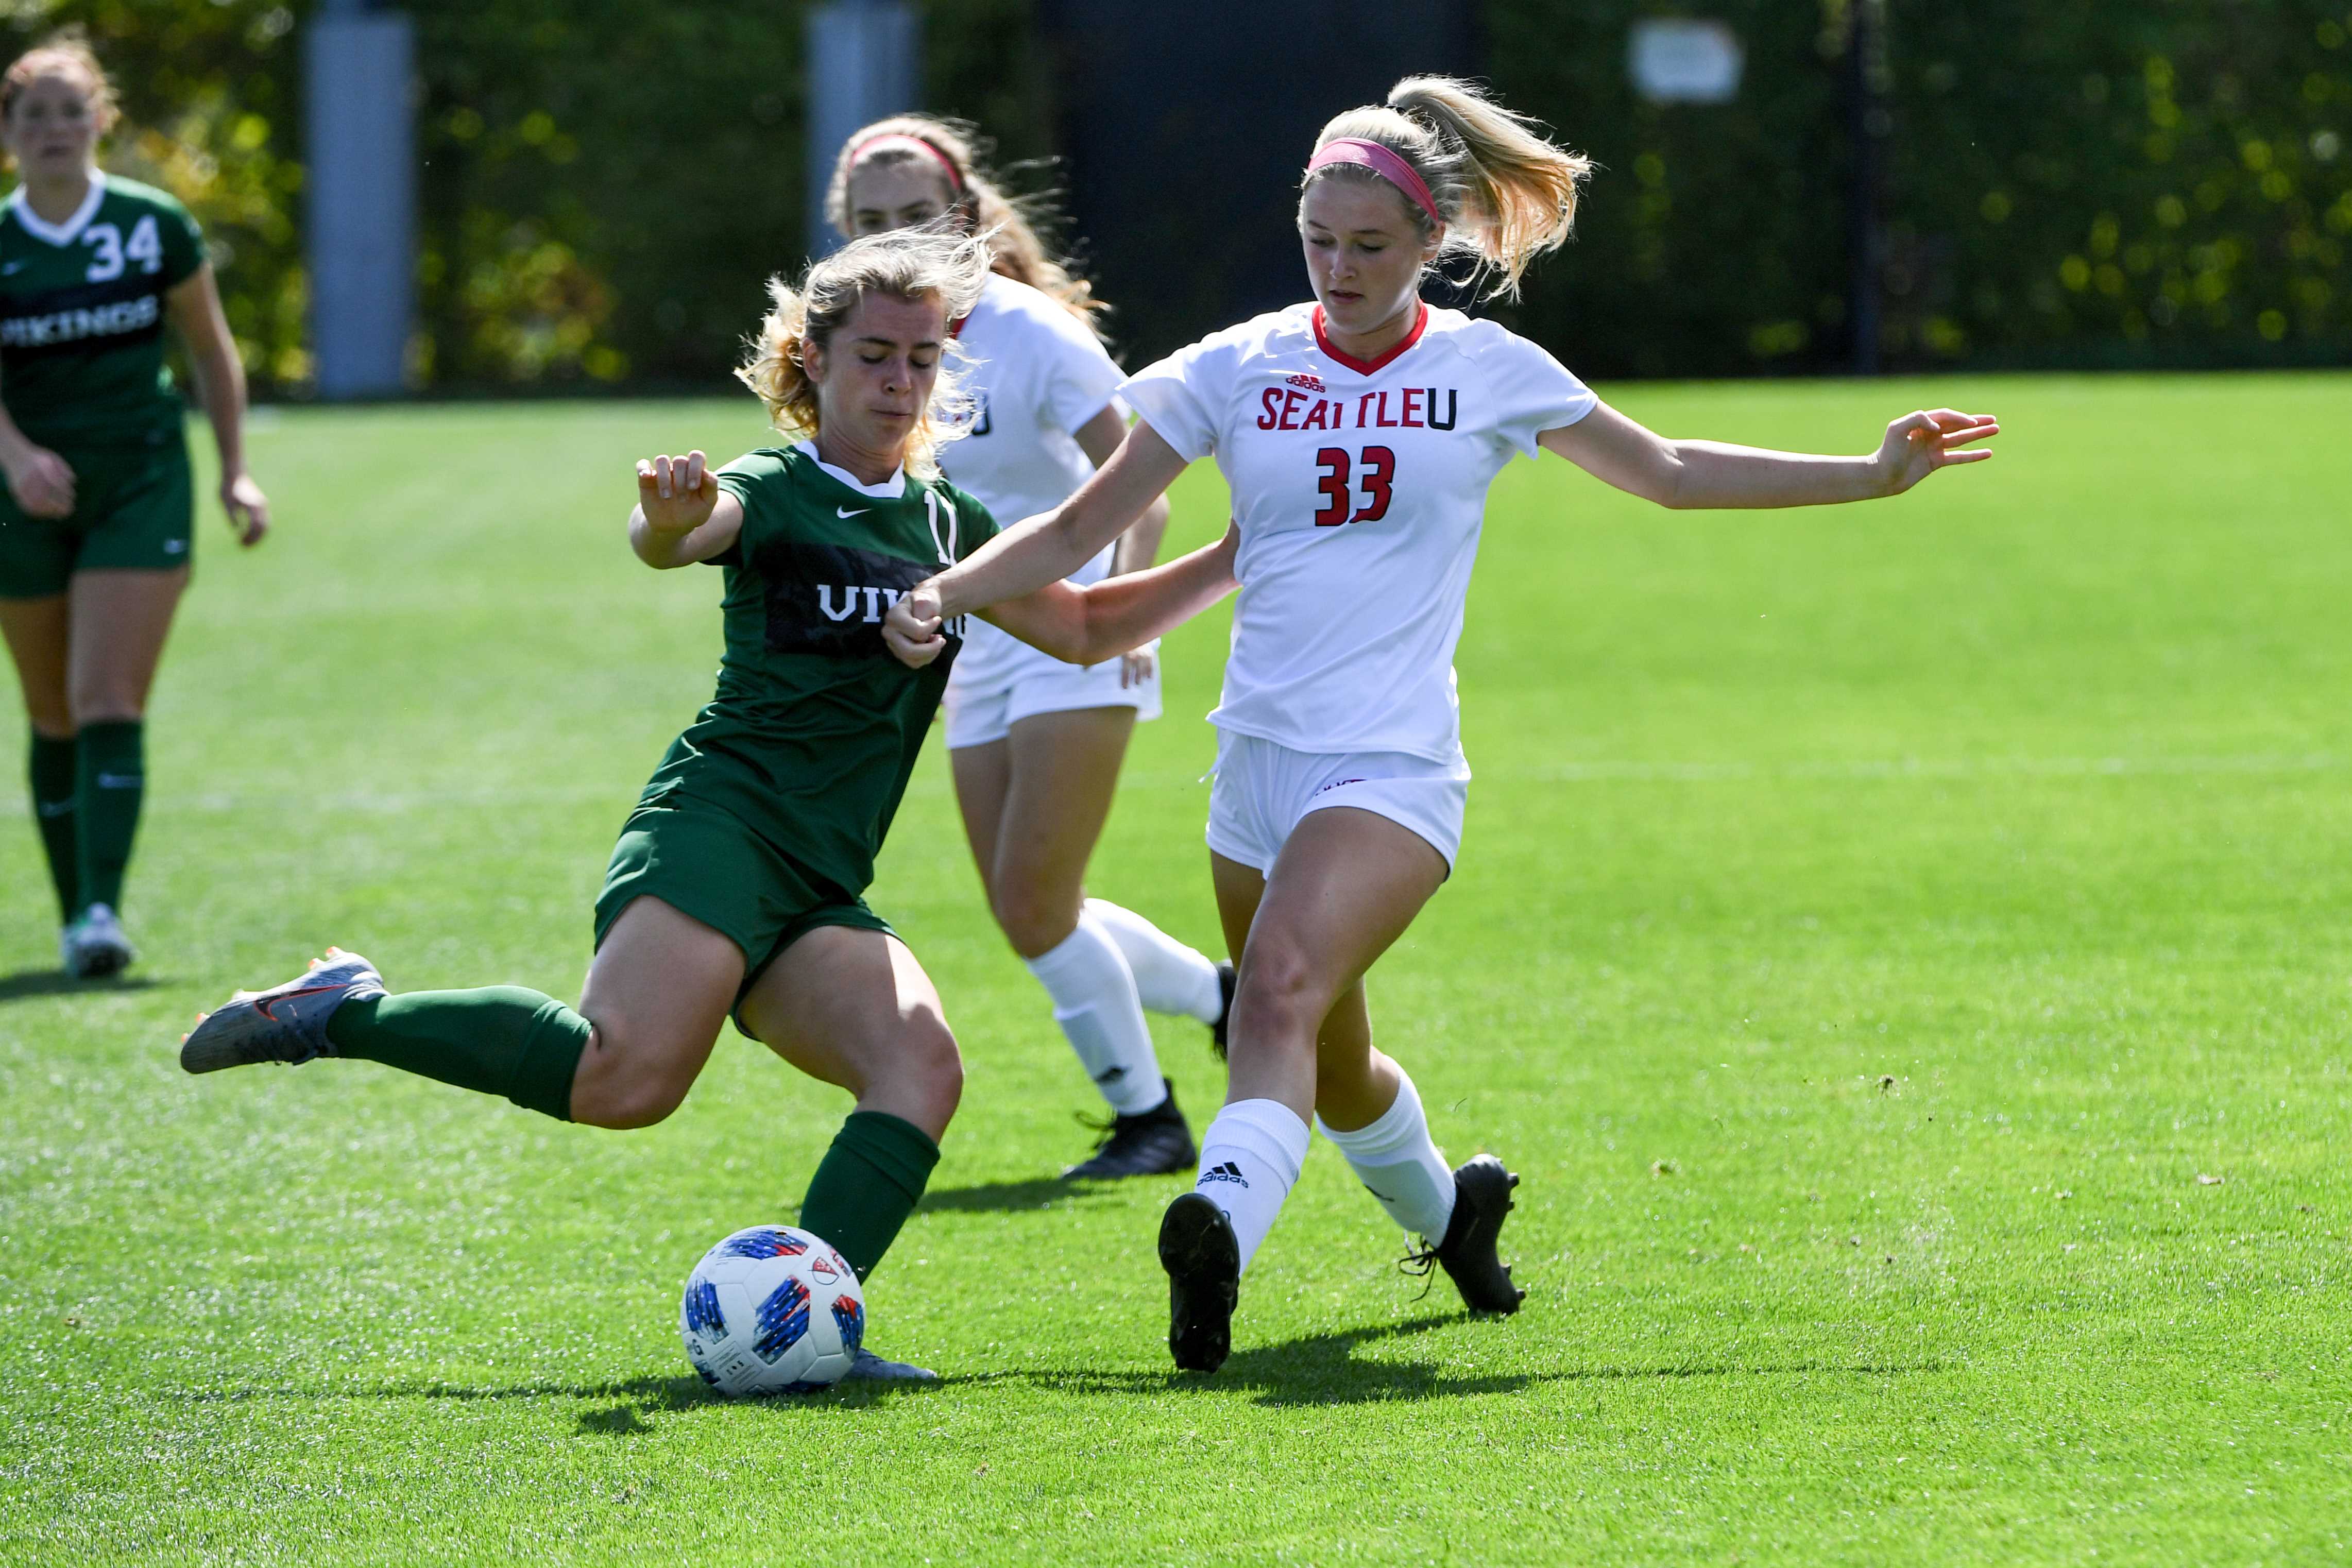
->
[679,1225,864,1396]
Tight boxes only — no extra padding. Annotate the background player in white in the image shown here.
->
[885,77,2000,1371]
[831,117,1232,1180]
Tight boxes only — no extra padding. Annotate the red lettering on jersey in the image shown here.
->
[1401,388,1424,428]
[1314,448,1350,526]
[1302,399,1333,432]
[1352,446,1396,522]
[1257,388,1283,430]
[1374,392,1399,428]
[1278,389,1306,430]
[1357,393,1377,429]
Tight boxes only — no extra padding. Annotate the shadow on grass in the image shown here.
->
[918,1176,1134,1214]
[977,1315,1950,1408]
[0,968,162,1003]
[183,1332,1945,1425]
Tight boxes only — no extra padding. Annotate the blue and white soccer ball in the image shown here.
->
[679,1224,864,1396]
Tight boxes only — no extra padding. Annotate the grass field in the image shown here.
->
[3,374,2349,1564]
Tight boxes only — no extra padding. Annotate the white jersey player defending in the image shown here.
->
[885,77,1999,1372]
[831,118,1233,1180]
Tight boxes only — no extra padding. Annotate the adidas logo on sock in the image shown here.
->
[1093,1065,1128,1084]
[1201,1160,1249,1188]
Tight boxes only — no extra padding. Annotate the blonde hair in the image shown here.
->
[736,228,993,479]
[828,114,1109,340]
[1304,76,1590,301]
[2,28,119,138]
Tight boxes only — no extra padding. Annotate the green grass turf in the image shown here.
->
[2,375,2348,1564]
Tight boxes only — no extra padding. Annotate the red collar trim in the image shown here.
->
[1312,301,1429,376]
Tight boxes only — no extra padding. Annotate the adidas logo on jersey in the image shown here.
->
[1201,1161,1250,1188]
[1286,372,1326,393]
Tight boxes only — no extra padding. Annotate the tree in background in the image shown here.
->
[8,0,2344,391]
[3,1,308,389]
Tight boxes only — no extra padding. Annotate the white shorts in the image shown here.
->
[943,640,1163,750]
[1204,730,1470,876]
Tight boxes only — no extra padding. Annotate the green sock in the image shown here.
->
[325,987,589,1121]
[74,720,143,913]
[797,1110,941,1283]
[28,734,78,922]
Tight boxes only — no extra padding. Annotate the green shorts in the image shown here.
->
[593,795,895,1017]
[0,433,193,599]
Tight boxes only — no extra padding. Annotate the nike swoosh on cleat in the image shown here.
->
[251,984,345,1022]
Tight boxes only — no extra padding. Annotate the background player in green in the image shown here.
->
[0,32,269,978]
[177,228,1238,1379]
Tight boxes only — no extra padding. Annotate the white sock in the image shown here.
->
[1084,898,1224,1023]
[1022,915,1166,1117]
[1315,1068,1456,1242]
[1194,1098,1310,1273]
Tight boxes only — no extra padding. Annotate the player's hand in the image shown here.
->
[221,471,269,547]
[1876,409,1999,496]
[3,445,75,520]
[883,583,946,669]
[635,451,722,536]
[1121,640,1157,689]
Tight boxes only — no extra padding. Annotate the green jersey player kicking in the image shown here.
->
[179,229,1238,1380]
[1,34,271,977]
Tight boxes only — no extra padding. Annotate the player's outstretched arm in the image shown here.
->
[891,421,1190,645]
[885,523,1239,671]
[1537,402,1999,510]
[630,451,744,569]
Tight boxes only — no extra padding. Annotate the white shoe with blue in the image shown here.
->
[63,903,137,979]
[181,948,387,1074]
[843,1347,939,1383]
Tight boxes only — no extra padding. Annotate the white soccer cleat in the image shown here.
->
[64,904,137,980]
[179,948,386,1075]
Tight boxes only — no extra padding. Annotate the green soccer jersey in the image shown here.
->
[640,444,1001,898]
[0,173,206,446]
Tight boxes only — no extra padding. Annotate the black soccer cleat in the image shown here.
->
[1208,961,1237,1060]
[1407,1154,1526,1315]
[1063,1079,1196,1180]
[1158,1191,1240,1373]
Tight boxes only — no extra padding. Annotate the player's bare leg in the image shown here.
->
[954,705,1217,1178]
[566,896,744,1128]
[1165,808,1520,1369]
[52,568,186,976]
[739,924,964,1379]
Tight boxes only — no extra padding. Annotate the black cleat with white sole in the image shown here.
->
[1064,1079,1195,1180]
[1408,1154,1526,1314]
[1158,1191,1240,1372]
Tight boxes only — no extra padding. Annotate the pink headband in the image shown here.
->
[846,132,965,195]
[1307,137,1441,226]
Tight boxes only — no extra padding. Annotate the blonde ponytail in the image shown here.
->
[736,228,993,479]
[828,114,1111,341]
[1306,76,1590,300]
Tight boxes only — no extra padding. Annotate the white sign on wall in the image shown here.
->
[1629,19,1745,105]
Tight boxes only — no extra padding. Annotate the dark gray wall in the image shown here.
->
[1036,2,1474,366]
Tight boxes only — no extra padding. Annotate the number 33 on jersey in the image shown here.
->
[1119,301,1597,768]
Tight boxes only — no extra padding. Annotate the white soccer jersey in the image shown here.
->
[938,272,1128,688]
[1119,302,1597,765]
